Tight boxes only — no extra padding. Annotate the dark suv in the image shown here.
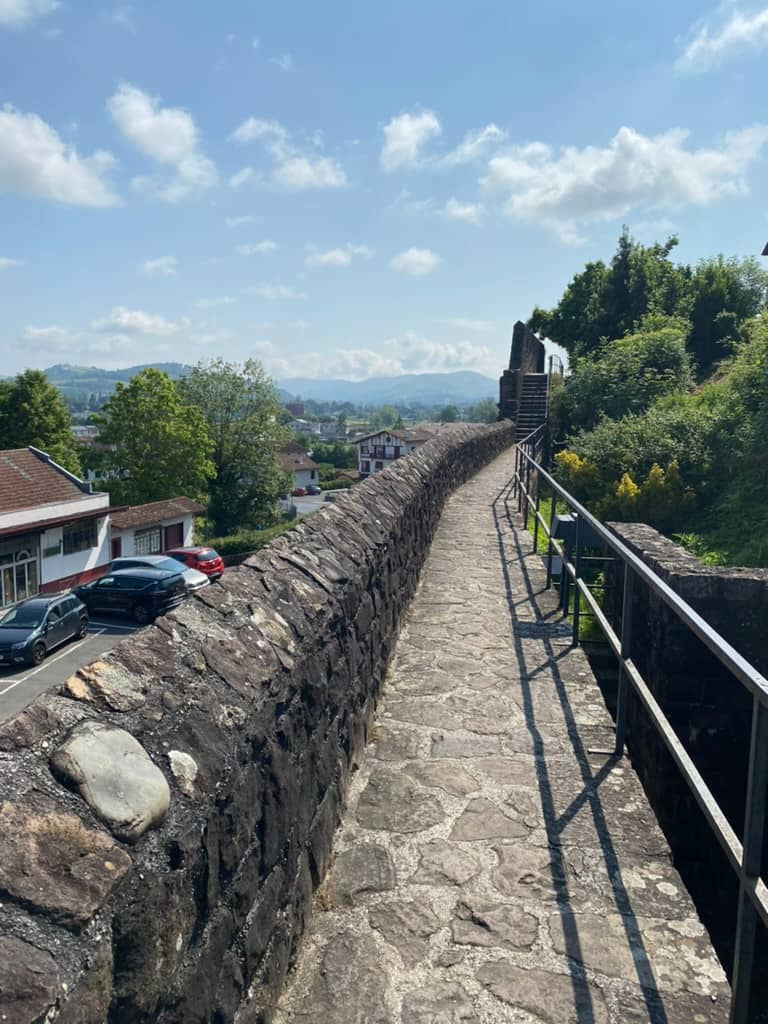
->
[0,593,89,666]
[75,568,187,624]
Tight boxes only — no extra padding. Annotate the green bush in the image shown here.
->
[206,520,298,557]
[319,477,355,491]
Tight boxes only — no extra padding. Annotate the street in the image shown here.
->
[0,617,141,724]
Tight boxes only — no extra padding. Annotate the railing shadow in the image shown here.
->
[492,478,670,1023]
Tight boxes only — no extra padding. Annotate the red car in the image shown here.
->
[291,487,308,497]
[164,546,224,581]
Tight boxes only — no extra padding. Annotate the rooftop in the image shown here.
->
[111,496,206,531]
[0,447,92,515]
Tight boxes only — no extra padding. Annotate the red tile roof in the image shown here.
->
[278,450,319,472]
[111,496,206,531]
[0,448,91,514]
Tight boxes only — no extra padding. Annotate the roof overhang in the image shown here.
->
[0,506,126,541]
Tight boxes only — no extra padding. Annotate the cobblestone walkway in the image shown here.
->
[273,448,730,1024]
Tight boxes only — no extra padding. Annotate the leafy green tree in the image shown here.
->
[0,370,81,474]
[96,369,214,504]
[529,228,689,362]
[179,359,289,535]
[687,256,768,375]
[561,316,692,432]
[439,404,461,423]
[466,398,498,423]
[369,405,400,430]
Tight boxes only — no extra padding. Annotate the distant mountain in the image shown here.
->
[43,362,189,389]
[279,371,497,406]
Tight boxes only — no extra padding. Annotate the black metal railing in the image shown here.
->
[513,423,768,1024]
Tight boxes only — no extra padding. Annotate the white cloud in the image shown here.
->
[251,284,307,301]
[381,109,441,171]
[0,104,119,206]
[230,116,347,191]
[91,306,185,335]
[266,331,495,381]
[483,124,768,242]
[273,155,346,190]
[0,256,24,270]
[111,5,135,32]
[22,324,70,342]
[677,5,768,71]
[270,54,293,71]
[305,243,373,267]
[107,82,217,201]
[20,324,134,360]
[229,167,258,188]
[440,198,486,224]
[140,255,177,277]
[238,240,278,255]
[443,124,506,166]
[195,296,235,308]
[0,0,58,28]
[390,247,441,276]
[251,36,260,49]
[225,214,255,227]
[441,317,494,332]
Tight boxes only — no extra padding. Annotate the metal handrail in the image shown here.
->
[512,423,768,1024]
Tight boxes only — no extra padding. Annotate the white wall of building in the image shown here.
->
[0,492,109,533]
[112,514,196,557]
[39,515,111,588]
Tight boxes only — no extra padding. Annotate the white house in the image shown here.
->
[109,497,206,558]
[356,428,433,477]
[278,449,320,491]
[0,447,113,606]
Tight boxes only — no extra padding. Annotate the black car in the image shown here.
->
[0,593,89,666]
[75,568,187,624]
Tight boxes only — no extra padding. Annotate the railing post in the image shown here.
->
[533,470,541,553]
[571,513,582,643]
[615,565,634,756]
[523,453,531,528]
[545,489,557,589]
[729,698,768,1024]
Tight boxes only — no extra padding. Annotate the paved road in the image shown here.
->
[293,493,330,515]
[0,617,140,723]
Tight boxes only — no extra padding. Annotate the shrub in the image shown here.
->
[319,477,355,491]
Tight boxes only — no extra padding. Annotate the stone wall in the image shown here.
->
[0,422,515,1024]
[499,321,545,421]
[605,523,768,992]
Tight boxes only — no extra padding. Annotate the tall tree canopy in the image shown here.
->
[0,369,81,474]
[179,359,289,536]
[95,368,214,505]
[528,228,767,375]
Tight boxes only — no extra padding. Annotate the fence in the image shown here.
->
[512,424,768,1024]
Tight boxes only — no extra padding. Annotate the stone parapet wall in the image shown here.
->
[0,422,515,1024]
[606,523,768,992]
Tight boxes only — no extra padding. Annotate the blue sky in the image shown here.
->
[1,0,767,381]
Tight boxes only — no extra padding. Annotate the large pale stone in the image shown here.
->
[412,839,480,886]
[401,983,477,1024]
[357,773,445,833]
[369,897,441,965]
[63,659,146,712]
[326,843,396,905]
[477,960,609,1024]
[0,791,131,927]
[405,762,478,797]
[449,798,528,841]
[287,931,391,1023]
[452,897,538,950]
[51,720,171,843]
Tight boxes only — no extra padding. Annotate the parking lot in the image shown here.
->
[0,616,141,724]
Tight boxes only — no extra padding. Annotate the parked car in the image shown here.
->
[164,546,224,581]
[107,554,209,592]
[306,484,322,495]
[75,568,187,624]
[0,593,88,666]
[291,487,308,497]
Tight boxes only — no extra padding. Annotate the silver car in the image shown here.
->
[107,555,210,592]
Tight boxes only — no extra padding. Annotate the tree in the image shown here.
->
[466,398,498,423]
[96,369,214,505]
[529,227,689,362]
[0,370,81,474]
[687,256,768,375]
[439,404,461,423]
[179,359,289,536]
[369,405,400,430]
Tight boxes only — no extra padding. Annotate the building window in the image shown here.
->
[135,526,162,555]
[62,519,97,556]
[375,461,384,471]
[361,460,371,474]
[310,469,316,479]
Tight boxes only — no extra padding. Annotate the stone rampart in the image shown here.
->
[499,321,545,421]
[606,523,768,990]
[0,422,515,1024]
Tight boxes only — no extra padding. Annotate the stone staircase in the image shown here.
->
[515,372,548,438]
